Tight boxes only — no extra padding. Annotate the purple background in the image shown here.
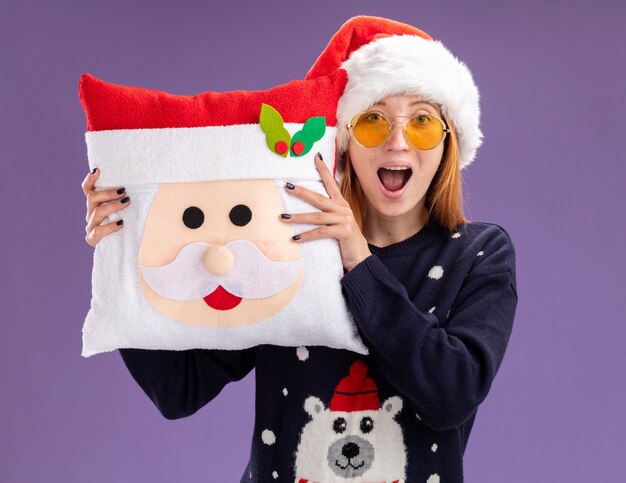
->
[2,0,624,481]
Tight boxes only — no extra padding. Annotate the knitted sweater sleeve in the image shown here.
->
[118,347,255,420]
[340,227,518,431]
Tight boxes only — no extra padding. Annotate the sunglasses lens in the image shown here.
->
[406,115,444,150]
[352,112,390,147]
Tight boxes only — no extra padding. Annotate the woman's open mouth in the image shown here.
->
[377,166,413,198]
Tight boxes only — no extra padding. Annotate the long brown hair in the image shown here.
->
[338,117,468,233]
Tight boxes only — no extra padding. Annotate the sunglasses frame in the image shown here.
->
[347,110,450,151]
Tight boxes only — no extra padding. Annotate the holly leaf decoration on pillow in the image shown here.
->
[260,104,326,158]
[291,117,326,157]
[260,104,292,157]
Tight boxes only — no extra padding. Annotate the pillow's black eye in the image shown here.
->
[333,417,347,434]
[360,417,374,434]
[229,204,252,226]
[182,206,204,229]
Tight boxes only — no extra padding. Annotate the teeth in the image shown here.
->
[381,166,410,171]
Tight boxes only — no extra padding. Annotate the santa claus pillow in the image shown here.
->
[79,72,368,356]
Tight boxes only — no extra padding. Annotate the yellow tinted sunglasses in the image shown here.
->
[347,111,450,150]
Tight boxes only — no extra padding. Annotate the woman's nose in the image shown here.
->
[203,244,235,276]
[385,122,410,151]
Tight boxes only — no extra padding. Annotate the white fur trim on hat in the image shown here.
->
[338,35,482,169]
[86,124,337,187]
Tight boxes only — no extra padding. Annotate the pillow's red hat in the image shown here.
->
[78,71,347,188]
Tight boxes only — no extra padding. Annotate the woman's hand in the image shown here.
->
[82,168,130,248]
[281,154,371,272]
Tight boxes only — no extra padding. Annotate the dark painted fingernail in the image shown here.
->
[91,168,97,174]
[316,152,323,161]
[116,219,124,226]
[121,196,130,204]
[285,182,295,190]
[280,213,291,219]
[292,234,301,241]
[116,187,126,195]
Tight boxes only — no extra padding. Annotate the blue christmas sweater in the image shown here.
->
[120,219,518,482]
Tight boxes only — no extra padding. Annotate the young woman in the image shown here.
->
[81,16,517,483]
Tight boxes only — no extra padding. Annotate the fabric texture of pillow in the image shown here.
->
[79,72,368,356]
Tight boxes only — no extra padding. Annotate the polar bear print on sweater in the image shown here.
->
[294,360,406,483]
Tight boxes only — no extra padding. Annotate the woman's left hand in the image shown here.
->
[281,154,372,272]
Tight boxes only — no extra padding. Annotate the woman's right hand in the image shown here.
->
[82,168,131,248]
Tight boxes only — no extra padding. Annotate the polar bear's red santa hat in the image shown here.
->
[330,360,379,412]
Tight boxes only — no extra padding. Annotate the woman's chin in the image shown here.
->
[370,198,421,220]
[366,186,426,219]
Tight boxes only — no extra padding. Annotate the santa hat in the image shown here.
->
[305,15,482,169]
[78,71,347,188]
[329,360,379,412]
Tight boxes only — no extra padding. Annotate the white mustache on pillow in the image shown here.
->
[139,239,303,301]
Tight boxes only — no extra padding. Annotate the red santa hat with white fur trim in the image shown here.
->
[306,15,482,169]
[79,71,347,188]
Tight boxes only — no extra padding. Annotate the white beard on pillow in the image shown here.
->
[79,72,368,357]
